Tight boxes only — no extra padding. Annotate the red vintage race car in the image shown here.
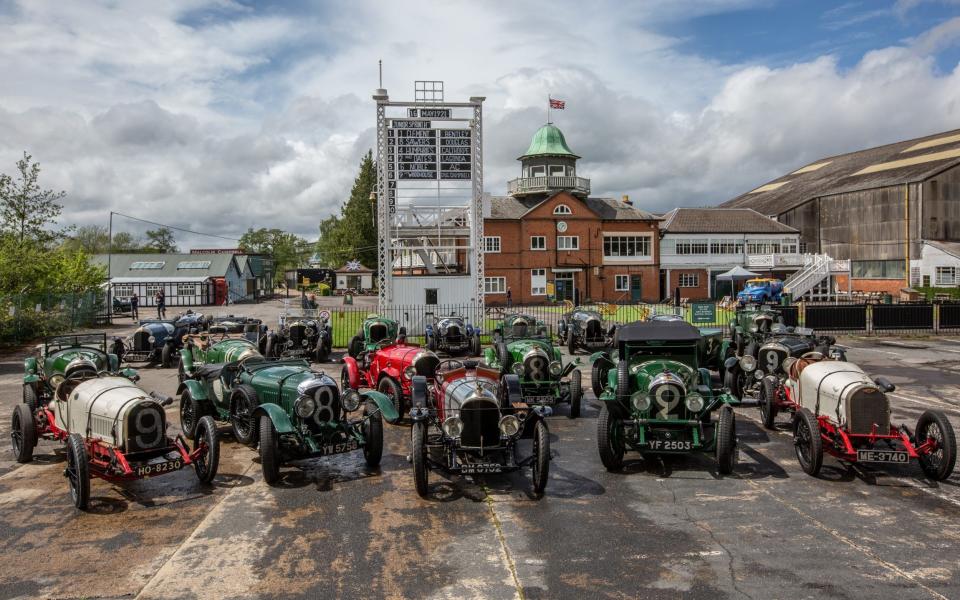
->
[341,331,441,419]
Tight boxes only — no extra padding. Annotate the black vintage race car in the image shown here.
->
[262,310,333,363]
[114,311,214,367]
[557,307,616,354]
[424,313,481,356]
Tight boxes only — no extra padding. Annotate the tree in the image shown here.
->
[0,152,66,244]
[111,232,142,253]
[62,225,109,254]
[239,228,311,286]
[145,227,178,253]
[315,151,377,269]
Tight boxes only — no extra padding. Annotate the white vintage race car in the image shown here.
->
[10,360,220,510]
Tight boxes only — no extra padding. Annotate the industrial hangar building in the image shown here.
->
[722,128,960,295]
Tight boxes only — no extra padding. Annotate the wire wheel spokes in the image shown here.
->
[10,412,23,455]
[233,398,252,438]
[920,421,945,469]
[66,449,80,501]
[795,419,812,464]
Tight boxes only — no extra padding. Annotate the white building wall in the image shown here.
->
[659,233,800,268]
[917,244,960,286]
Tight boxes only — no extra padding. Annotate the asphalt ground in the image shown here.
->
[1,303,959,599]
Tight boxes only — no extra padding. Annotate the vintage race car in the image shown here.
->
[408,361,551,497]
[342,329,440,420]
[11,364,219,510]
[22,333,135,409]
[347,315,400,359]
[116,311,217,367]
[591,320,739,474]
[424,313,481,356]
[785,357,956,480]
[178,329,262,382]
[484,317,582,418]
[557,307,616,354]
[728,304,784,356]
[647,313,730,379]
[177,357,397,483]
[263,309,333,362]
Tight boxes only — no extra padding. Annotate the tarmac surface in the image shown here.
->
[1,299,959,599]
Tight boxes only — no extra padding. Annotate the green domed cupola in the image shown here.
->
[508,123,590,198]
[519,124,580,160]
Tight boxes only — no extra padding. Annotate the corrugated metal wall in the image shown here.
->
[922,163,960,241]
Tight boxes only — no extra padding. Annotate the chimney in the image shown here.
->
[622,194,632,206]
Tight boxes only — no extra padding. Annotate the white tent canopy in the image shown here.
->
[715,266,760,281]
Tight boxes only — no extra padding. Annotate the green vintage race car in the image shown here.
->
[484,314,582,418]
[347,315,400,359]
[22,333,137,409]
[177,357,398,483]
[177,330,262,382]
[590,320,738,474]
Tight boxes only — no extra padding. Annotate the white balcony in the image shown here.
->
[745,254,805,269]
[507,175,591,197]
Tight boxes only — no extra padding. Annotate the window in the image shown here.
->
[130,261,165,270]
[484,277,506,294]
[483,236,501,253]
[530,236,546,250]
[177,261,211,269]
[553,204,572,215]
[176,283,198,296]
[709,240,744,255]
[531,269,546,295]
[910,266,922,286]
[615,275,629,291]
[675,240,708,255]
[678,273,699,288]
[747,241,781,254]
[557,236,579,250]
[531,166,546,177]
[851,260,906,279]
[781,238,798,254]
[425,288,439,304]
[113,284,133,298]
[936,266,956,286]
[145,283,163,296]
[603,235,651,258]
[549,165,565,176]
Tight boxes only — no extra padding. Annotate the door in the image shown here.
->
[630,275,642,302]
[554,273,574,302]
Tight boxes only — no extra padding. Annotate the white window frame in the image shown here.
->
[530,235,546,250]
[549,165,565,176]
[678,273,699,288]
[113,284,133,298]
[530,165,546,177]
[145,283,163,297]
[603,235,651,259]
[483,236,501,253]
[614,274,629,291]
[484,277,506,294]
[177,283,199,296]
[557,235,579,250]
[531,269,547,296]
[936,266,956,286]
[553,204,572,215]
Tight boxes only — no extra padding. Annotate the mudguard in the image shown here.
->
[724,356,739,369]
[363,390,399,424]
[561,361,579,377]
[108,353,120,372]
[482,347,498,367]
[23,374,39,384]
[179,348,194,371]
[23,357,37,375]
[252,403,296,434]
[179,378,209,402]
[342,356,361,389]
[589,350,613,365]
[465,324,475,335]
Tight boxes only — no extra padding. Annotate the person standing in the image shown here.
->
[130,292,139,320]
[156,289,166,319]
[506,287,513,308]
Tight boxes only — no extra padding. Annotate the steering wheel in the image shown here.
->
[434,359,465,383]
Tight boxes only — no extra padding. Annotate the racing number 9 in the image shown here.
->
[136,406,164,449]
[654,385,681,419]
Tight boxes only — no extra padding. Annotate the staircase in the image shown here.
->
[783,254,831,299]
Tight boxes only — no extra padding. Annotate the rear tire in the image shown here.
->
[230,385,259,446]
[597,404,625,471]
[378,377,404,420]
[161,343,173,368]
[179,390,202,440]
[11,403,36,463]
[568,369,582,419]
[22,384,39,413]
[715,406,737,475]
[193,415,220,484]
[363,401,384,468]
[566,329,576,355]
[532,420,550,495]
[259,416,281,485]
[793,408,823,477]
[759,376,779,430]
[65,433,90,511]
[348,334,363,359]
[412,421,429,498]
[916,410,957,481]
[591,360,609,398]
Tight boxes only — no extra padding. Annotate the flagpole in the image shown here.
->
[547,93,551,124]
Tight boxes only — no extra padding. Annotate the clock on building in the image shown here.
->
[556,221,568,233]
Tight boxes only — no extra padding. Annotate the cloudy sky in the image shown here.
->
[2,0,960,248]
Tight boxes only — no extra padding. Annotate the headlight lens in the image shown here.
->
[302,339,309,347]
[754,369,765,380]
[739,355,756,372]
[294,396,316,418]
[341,389,361,412]
[685,393,704,412]
[499,415,521,437]
[549,361,562,376]
[442,417,463,438]
[512,363,524,376]
[49,374,65,390]
[631,390,651,412]
[148,335,156,344]
[306,327,315,336]
[404,366,416,380]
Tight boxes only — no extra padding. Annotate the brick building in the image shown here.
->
[484,124,661,305]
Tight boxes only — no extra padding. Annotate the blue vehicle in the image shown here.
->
[424,312,481,356]
[737,278,784,304]
[115,311,213,367]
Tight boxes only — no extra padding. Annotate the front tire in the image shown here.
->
[470,334,481,357]
[230,385,259,446]
[179,390,203,440]
[315,339,330,363]
[378,377,404,420]
[11,403,36,463]
[793,408,823,476]
[759,376,779,430]
[193,415,220,484]
[426,334,436,352]
[724,366,745,400]
[348,334,363,359]
[65,433,90,511]
[715,406,737,475]
[22,384,39,413]
[566,329,576,355]
[597,404,625,471]
[568,369,582,419]
[363,402,384,468]
[591,360,609,398]
[259,416,281,485]
[412,421,429,498]
[916,410,957,481]
[161,343,173,368]
[496,341,510,375]
[532,420,550,495]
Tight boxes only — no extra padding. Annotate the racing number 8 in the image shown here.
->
[655,385,681,419]
[528,358,547,381]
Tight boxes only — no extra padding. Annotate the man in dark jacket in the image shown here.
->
[130,292,139,320]
[156,289,166,319]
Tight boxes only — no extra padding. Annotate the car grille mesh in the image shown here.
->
[289,324,305,344]
[845,389,890,435]
[459,400,500,447]
[134,331,150,351]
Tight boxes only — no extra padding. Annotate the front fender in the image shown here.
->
[363,390,400,424]
[589,350,613,365]
[342,356,361,389]
[179,348,194,372]
[23,374,39,384]
[252,403,296,434]
[23,357,37,375]
[724,356,739,369]
[483,347,498,367]
[179,378,208,402]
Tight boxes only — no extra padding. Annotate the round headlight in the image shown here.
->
[754,369,765,380]
[306,327,315,336]
[49,374,65,390]
[148,335,156,344]
[739,355,756,372]
[499,415,521,437]
[549,361,562,376]
[341,389,361,412]
[630,390,651,412]
[512,363,524,376]
[442,417,463,438]
[404,366,416,380]
[302,339,309,347]
[295,396,316,418]
[685,393,705,412]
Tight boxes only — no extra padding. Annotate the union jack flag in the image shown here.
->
[549,98,566,109]
[345,259,362,271]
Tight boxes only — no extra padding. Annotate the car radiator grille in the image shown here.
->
[460,401,500,448]
[524,356,550,382]
[845,389,890,435]
[760,348,787,376]
[134,331,151,351]
[289,325,305,344]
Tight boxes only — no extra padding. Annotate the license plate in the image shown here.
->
[135,458,182,477]
[857,450,909,463]
[525,395,555,405]
[319,439,359,456]
[646,439,693,451]
[460,463,503,474]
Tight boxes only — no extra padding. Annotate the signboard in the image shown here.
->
[387,121,472,181]
[691,302,716,324]
[546,282,555,302]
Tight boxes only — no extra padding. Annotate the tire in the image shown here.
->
[340,368,354,392]
[378,377,404,420]
[735,333,744,356]
[597,404,625,471]
[11,403,36,463]
[916,410,957,481]
[161,343,173,368]
[793,408,823,477]
[259,415,281,485]
[179,390,203,440]
[348,335,363,359]
[65,433,90,511]
[724,366,744,400]
[616,360,630,404]
[591,360,609,398]
[363,401,384,468]
[193,415,220,484]
[532,420,550,495]
[315,340,330,363]
[566,329,576,355]
[22,384,39,413]
[230,385,259,446]
[759,376,779,430]
[568,369,582,419]
[496,341,510,374]
[715,406,737,475]
[177,355,186,384]
[426,334,436,352]
[470,334,481,357]
[412,421,429,498]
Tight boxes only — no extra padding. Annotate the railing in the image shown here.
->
[784,254,831,298]
[745,253,804,269]
[506,176,591,196]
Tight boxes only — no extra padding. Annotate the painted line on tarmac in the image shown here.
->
[481,484,525,600]
[890,392,960,415]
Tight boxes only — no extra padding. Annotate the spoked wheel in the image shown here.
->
[591,361,609,398]
[179,390,201,440]
[724,367,745,400]
[793,408,823,477]
[230,385,259,446]
[916,410,957,481]
[340,369,353,392]
[193,415,220,484]
[531,420,550,496]
[378,377,404,420]
[412,421,429,498]
[759,376,779,430]
[363,401,384,468]
[597,404,625,471]
[65,433,90,511]
[568,369,582,419]
[11,404,36,463]
[715,406,737,475]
